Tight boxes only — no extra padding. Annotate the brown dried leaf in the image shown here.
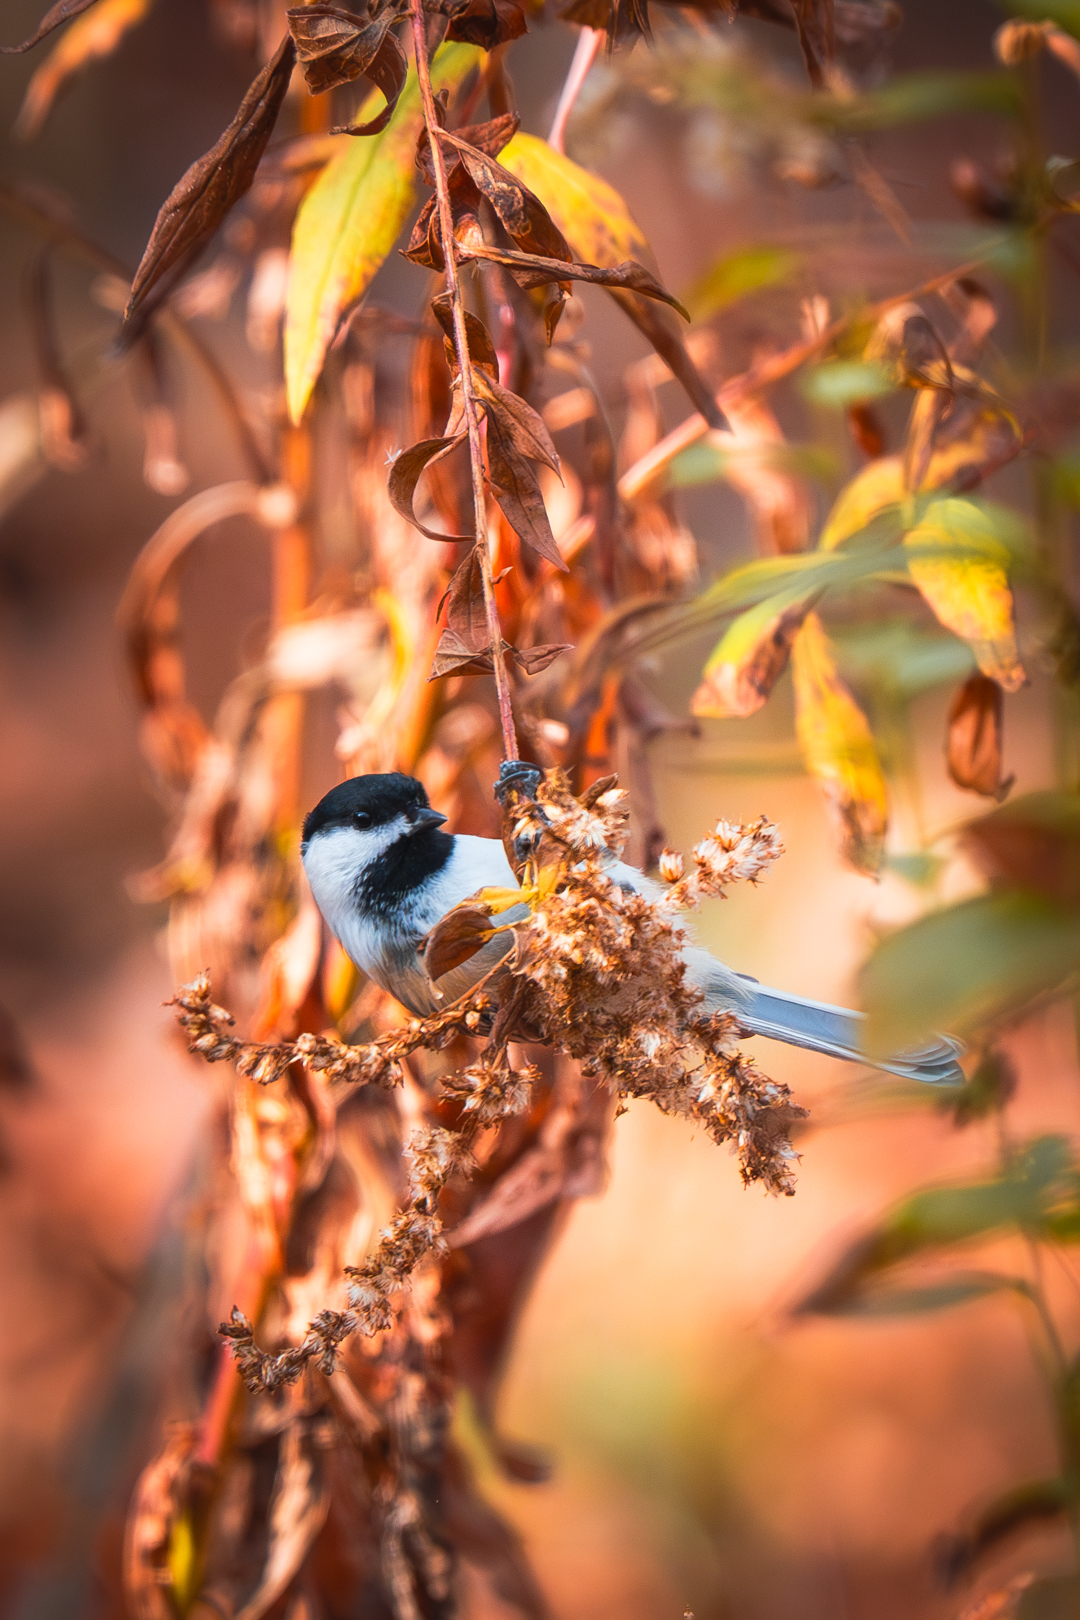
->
[468,241,690,319]
[122,1424,198,1620]
[1,0,100,53]
[485,410,567,570]
[962,795,1080,908]
[441,131,574,266]
[430,548,492,678]
[422,904,499,981]
[437,0,527,48]
[387,432,472,541]
[513,643,571,673]
[121,34,296,342]
[287,5,406,135]
[608,287,728,431]
[417,111,519,182]
[430,292,498,379]
[475,371,559,473]
[946,674,1014,802]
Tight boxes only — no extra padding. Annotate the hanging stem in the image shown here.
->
[409,0,518,761]
[548,27,603,154]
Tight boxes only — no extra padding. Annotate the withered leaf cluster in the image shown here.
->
[287,2,409,134]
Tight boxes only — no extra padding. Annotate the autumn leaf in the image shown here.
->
[946,674,1014,801]
[431,548,492,677]
[498,132,647,267]
[434,0,527,47]
[494,132,719,421]
[120,33,295,343]
[13,0,152,140]
[284,43,481,423]
[692,595,815,719]
[387,433,471,541]
[287,3,407,134]
[904,497,1027,692]
[792,611,888,874]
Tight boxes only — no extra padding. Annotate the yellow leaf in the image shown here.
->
[497,132,647,268]
[818,456,905,551]
[792,611,888,874]
[284,43,481,424]
[15,0,153,140]
[903,497,1026,692]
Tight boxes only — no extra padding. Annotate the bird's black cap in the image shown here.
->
[301,773,432,848]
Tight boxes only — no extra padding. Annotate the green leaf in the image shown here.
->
[861,890,1080,1055]
[796,1137,1076,1316]
[826,1271,1026,1317]
[682,245,801,324]
[800,359,895,408]
[284,42,481,423]
[815,72,1022,133]
[831,620,977,699]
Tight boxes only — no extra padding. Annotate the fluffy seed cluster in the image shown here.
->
[507,773,801,1195]
[176,771,802,1394]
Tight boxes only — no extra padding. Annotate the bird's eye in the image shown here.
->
[354,811,372,830]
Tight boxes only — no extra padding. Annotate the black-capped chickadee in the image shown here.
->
[301,772,964,1085]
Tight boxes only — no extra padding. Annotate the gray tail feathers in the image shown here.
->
[685,950,965,1085]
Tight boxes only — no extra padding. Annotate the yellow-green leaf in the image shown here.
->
[692,594,810,719]
[904,496,1026,691]
[497,132,647,268]
[792,611,888,874]
[819,456,906,551]
[682,245,801,325]
[284,43,481,424]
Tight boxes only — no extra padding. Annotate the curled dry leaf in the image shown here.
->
[946,674,1014,802]
[467,240,689,318]
[287,4,407,135]
[121,34,296,343]
[1,0,101,53]
[430,549,492,677]
[792,611,887,875]
[430,292,498,379]
[434,0,527,47]
[387,433,471,541]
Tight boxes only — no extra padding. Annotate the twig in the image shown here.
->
[617,248,1010,505]
[548,27,603,155]
[409,3,518,761]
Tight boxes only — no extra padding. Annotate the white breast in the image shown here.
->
[303,829,519,1016]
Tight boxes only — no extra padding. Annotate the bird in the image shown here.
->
[300,771,965,1086]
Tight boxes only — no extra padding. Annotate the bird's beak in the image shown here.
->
[406,806,448,836]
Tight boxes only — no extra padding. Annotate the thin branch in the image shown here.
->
[409,4,518,761]
[548,27,603,155]
[617,247,1011,505]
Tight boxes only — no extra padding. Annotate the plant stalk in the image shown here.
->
[409,0,518,762]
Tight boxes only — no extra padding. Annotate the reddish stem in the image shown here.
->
[409,0,518,761]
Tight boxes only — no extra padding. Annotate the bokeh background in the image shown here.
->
[0,1,1075,1616]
